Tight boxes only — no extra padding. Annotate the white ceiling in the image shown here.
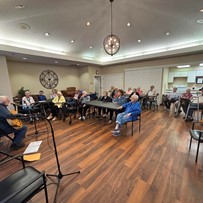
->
[0,0,203,66]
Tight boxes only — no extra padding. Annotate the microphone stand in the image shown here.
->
[46,119,80,203]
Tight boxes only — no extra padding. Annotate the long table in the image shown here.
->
[86,100,120,110]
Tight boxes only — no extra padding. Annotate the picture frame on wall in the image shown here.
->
[196,76,203,84]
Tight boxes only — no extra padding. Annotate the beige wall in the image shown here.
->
[7,61,80,97]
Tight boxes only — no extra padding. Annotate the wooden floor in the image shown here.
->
[0,107,203,203]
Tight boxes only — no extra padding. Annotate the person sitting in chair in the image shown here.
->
[142,85,156,108]
[0,96,27,150]
[164,87,180,110]
[47,91,65,121]
[111,94,141,136]
[38,90,47,101]
[78,91,91,120]
[185,87,203,121]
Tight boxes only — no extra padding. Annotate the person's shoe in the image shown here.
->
[111,129,120,134]
[79,117,82,120]
[47,115,53,120]
[185,117,193,121]
[103,114,107,118]
[10,142,25,150]
[82,116,85,120]
[52,117,57,121]
[112,132,121,137]
[108,120,112,124]
[35,117,39,121]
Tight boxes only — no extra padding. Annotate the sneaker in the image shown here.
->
[52,117,57,121]
[108,120,112,124]
[10,142,25,150]
[185,117,193,121]
[82,116,85,120]
[103,114,107,118]
[111,129,120,134]
[35,117,39,121]
[47,115,53,120]
[79,117,82,120]
[112,132,121,137]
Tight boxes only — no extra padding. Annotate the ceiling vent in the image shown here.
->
[18,23,30,30]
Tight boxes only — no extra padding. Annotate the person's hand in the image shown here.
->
[118,106,122,110]
[126,113,131,118]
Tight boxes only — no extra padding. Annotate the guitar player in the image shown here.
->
[0,96,27,150]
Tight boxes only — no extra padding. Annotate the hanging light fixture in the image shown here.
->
[103,0,120,56]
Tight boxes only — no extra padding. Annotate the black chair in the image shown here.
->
[189,121,203,163]
[0,151,49,203]
[126,114,141,136]
[0,128,14,143]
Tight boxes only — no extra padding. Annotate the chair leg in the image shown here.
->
[131,121,133,136]
[189,137,192,150]
[43,174,49,203]
[195,140,200,163]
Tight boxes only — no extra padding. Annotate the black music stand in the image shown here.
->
[46,119,80,203]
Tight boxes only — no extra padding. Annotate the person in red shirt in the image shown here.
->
[175,88,193,116]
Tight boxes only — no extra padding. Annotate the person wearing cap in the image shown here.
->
[185,87,203,121]
[111,94,141,136]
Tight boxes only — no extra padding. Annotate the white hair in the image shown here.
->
[131,94,139,101]
[0,96,7,104]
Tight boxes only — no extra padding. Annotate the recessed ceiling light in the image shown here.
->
[45,32,50,37]
[165,32,170,36]
[137,39,141,43]
[86,22,91,26]
[71,40,75,43]
[196,19,203,24]
[200,9,203,12]
[89,46,93,49]
[199,63,203,66]
[22,57,27,60]
[177,65,191,68]
[15,5,24,9]
[126,23,131,27]
[54,61,58,64]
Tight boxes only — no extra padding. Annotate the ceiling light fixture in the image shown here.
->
[22,57,27,60]
[177,65,191,68]
[103,0,120,56]
[86,22,91,26]
[196,19,203,24]
[45,32,50,37]
[89,46,93,49]
[54,61,58,64]
[165,32,170,36]
[200,9,203,12]
[199,63,203,66]
[137,39,141,43]
[71,40,75,43]
[15,5,24,9]
[127,23,131,27]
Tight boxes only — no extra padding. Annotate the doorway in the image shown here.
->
[94,75,102,97]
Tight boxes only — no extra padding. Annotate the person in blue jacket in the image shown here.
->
[111,94,141,136]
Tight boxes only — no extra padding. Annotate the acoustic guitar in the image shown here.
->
[7,105,23,129]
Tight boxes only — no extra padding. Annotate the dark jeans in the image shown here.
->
[78,105,89,117]
[164,98,178,109]
[51,105,60,117]
[13,126,27,144]
[177,98,190,114]
[187,103,203,117]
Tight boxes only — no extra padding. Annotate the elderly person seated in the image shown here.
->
[108,89,126,124]
[164,87,180,110]
[22,91,39,122]
[111,94,141,136]
[142,85,156,108]
[47,91,65,121]
[78,91,91,120]
[185,87,203,121]
[175,88,193,116]
[125,87,133,95]
[0,96,27,150]
[50,89,58,99]
[97,91,112,118]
